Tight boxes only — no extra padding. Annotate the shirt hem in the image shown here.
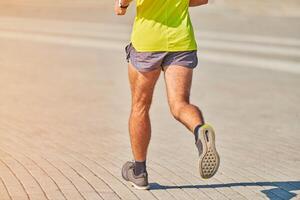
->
[131,45,198,52]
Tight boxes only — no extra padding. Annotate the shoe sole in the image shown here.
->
[129,181,150,190]
[198,124,220,179]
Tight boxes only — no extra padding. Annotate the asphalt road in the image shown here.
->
[0,1,299,199]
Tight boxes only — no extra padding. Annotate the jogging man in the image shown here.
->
[115,0,220,190]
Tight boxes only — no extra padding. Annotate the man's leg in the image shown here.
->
[128,63,161,163]
[164,65,204,132]
[164,65,220,179]
[122,64,160,190]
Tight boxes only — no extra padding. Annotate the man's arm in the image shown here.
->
[114,0,133,16]
[189,0,208,7]
[121,0,133,6]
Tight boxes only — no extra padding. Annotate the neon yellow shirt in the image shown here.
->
[131,0,197,52]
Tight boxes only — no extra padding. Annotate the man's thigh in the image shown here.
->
[164,65,193,104]
[128,63,161,105]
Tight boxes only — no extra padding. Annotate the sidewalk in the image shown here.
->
[0,1,300,200]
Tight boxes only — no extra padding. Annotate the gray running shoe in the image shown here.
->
[121,161,149,190]
[195,124,220,179]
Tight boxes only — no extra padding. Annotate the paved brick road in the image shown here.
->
[0,1,300,200]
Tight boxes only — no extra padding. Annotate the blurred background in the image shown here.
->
[0,1,299,200]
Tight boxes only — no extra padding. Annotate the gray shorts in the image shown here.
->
[125,43,198,72]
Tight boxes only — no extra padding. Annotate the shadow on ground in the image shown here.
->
[149,181,300,200]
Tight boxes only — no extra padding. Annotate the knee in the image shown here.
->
[169,101,189,120]
[131,98,152,116]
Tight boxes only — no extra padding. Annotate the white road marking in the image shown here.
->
[199,40,300,57]
[0,29,125,50]
[197,31,300,47]
[0,17,299,74]
[199,51,300,74]
[1,16,300,46]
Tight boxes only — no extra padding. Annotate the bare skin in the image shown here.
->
[128,64,204,161]
[189,0,208,7]
[164,65,204,132]
[114,0,133,15]
[128,64,161,161]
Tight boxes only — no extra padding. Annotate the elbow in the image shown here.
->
[189,0,208,7]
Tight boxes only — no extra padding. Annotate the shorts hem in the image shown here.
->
[162,61,198,69]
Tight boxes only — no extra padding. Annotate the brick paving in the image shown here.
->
[0,1,300,200]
